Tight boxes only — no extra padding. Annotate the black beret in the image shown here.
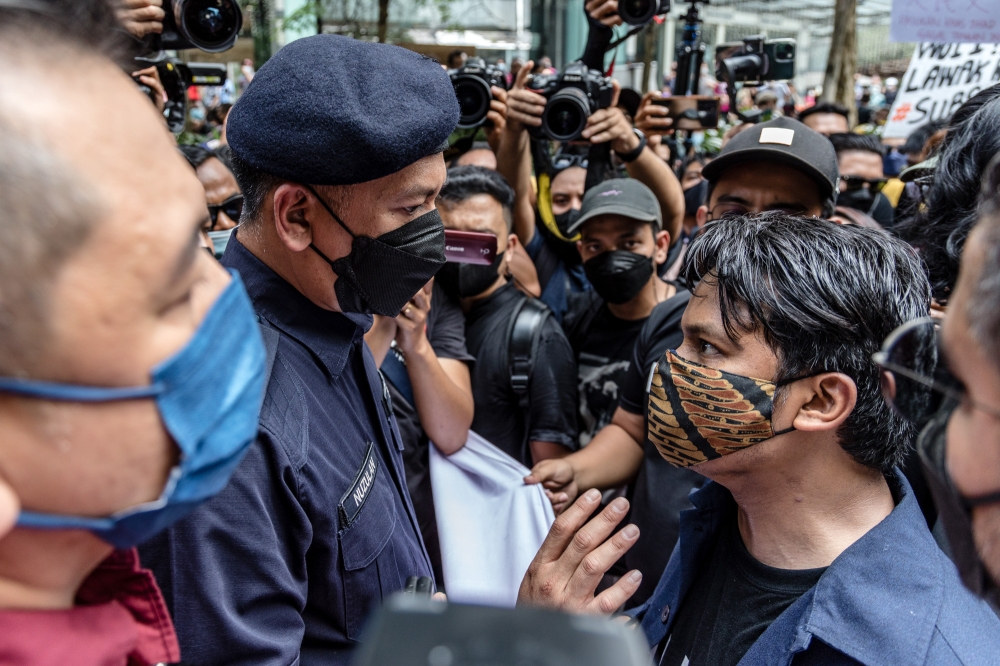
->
[227,35,459,185]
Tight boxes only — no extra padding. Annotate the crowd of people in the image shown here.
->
[5,1,1000,665]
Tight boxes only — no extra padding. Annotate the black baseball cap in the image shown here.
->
[568,178,662,235]
[702,117,839,202]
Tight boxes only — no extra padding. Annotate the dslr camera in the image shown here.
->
[153,0,244,53]
[134,57,228,134]
[450,57,508,130]
[618,0,670,26]
[715,36,796,84]
[527,61,614,142]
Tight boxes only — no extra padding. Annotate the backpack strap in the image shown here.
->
[507,297,552,463]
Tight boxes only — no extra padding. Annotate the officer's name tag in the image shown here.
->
[340,442,378,526]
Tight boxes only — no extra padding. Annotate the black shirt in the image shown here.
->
[563,290,646,447]
[464,282,579,466]
[657,509,827,666]
[616,289,707,609]
[383,280,475,587]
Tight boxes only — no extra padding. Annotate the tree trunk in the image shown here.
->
[641,21,658,93]
[252,0,272,66]
[821,0,857,127]
[377,0,389,42]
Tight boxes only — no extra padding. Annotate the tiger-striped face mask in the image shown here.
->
[647,350,806,468]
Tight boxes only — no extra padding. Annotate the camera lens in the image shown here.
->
[543,87,590,142]
[618,0,653,26]
[178,0,243,52]
[453,76,492,129]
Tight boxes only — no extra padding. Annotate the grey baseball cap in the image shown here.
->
[568,178,662,235]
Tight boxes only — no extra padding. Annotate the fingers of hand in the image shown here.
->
[121,0,163,7]
[566,522,639,599]
[411,290,430,313]
[534,488,603,563]
[491,86,508,102]
[610,79,621,108]
[600,15,623,26]
[562,497,630,569]
[128,4,166,21]
[514,61,534,89]
[589,569,642,615]
[586,0,618,20]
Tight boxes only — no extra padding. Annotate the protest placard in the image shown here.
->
[883,42,1000,139]
[891,0,1000,44]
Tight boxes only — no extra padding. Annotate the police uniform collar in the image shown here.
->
[222,236,365,379]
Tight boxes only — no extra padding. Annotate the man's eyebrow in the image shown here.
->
[399,184,440,201]
[716,194,751,204]
[684,319,744,349]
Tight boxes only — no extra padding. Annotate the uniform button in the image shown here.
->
[660,605,670,623]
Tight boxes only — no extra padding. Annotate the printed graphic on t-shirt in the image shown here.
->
[577,352,630,446]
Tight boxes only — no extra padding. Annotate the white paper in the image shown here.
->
[430,431,555,607]
[891,0,1000,44]
[882,42,1000,138]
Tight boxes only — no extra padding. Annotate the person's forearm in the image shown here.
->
[365,315,396,366]
[531,440,573,465]
[568,422,644,491]
[404,341,474,455]
[626,148,684,245]
[497,128,537,246]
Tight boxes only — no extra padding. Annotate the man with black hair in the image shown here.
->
[178,144,243,255]
[519,213,1000,665]
[436,166,578,467]
[560,179,679,448]
[828,132,894,228]
[526,117,838,606]
[798,100,850,136]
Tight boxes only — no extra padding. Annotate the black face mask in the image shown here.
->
[838,189,895,228]
[306,185,446,316]
[917,397,1000,615]
[683,180,708,219]
[553,208,582,237]
[436,252,504,298]
[583,250,655,305]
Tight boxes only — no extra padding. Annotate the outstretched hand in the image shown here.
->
[517,489,642,614]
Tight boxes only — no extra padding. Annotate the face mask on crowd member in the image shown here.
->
[0,9,265,619]
[179,145,244,256]
[549,162,587,236]
[828,132,894,228]
[569,179,669,305]
[697,117,838,225]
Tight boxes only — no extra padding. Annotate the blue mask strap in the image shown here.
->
[0,377,163,402]
[16,511,114,531]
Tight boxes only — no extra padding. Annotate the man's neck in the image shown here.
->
[721,442,894,570]
[459,276,507,313]
[606,277,675,321]
[0,530,111,610]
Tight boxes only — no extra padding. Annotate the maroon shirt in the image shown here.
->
[0,548,180,666]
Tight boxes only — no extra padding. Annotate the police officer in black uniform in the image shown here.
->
[139,35,459,665]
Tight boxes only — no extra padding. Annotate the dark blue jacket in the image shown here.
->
[140,239,433,665]
[629,471,1000,665]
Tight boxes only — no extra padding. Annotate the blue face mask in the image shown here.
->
[6,271,266,549]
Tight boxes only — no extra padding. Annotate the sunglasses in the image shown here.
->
[873,317,1000,428]
[552,154,589,171]
[206,194,244,230]
[840,175,888,192]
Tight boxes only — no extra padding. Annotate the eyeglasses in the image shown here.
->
[706,202,807,220]
[551,153,589,171]
[840,175,888,192]
[873,317,1000,427]
[206,194,244,230]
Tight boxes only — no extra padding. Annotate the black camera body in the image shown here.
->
[156,0,243,53]
[134,58,228,134]
[618,0,670,26]
[528,61,614,142]
[449,57,508,130]
[715,36,796,84]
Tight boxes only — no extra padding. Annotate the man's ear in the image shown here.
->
[654,229,670,264]
[0,478,19,541]
[696,204,709,228]
[272,184,315,252]
[785,373,858,434]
